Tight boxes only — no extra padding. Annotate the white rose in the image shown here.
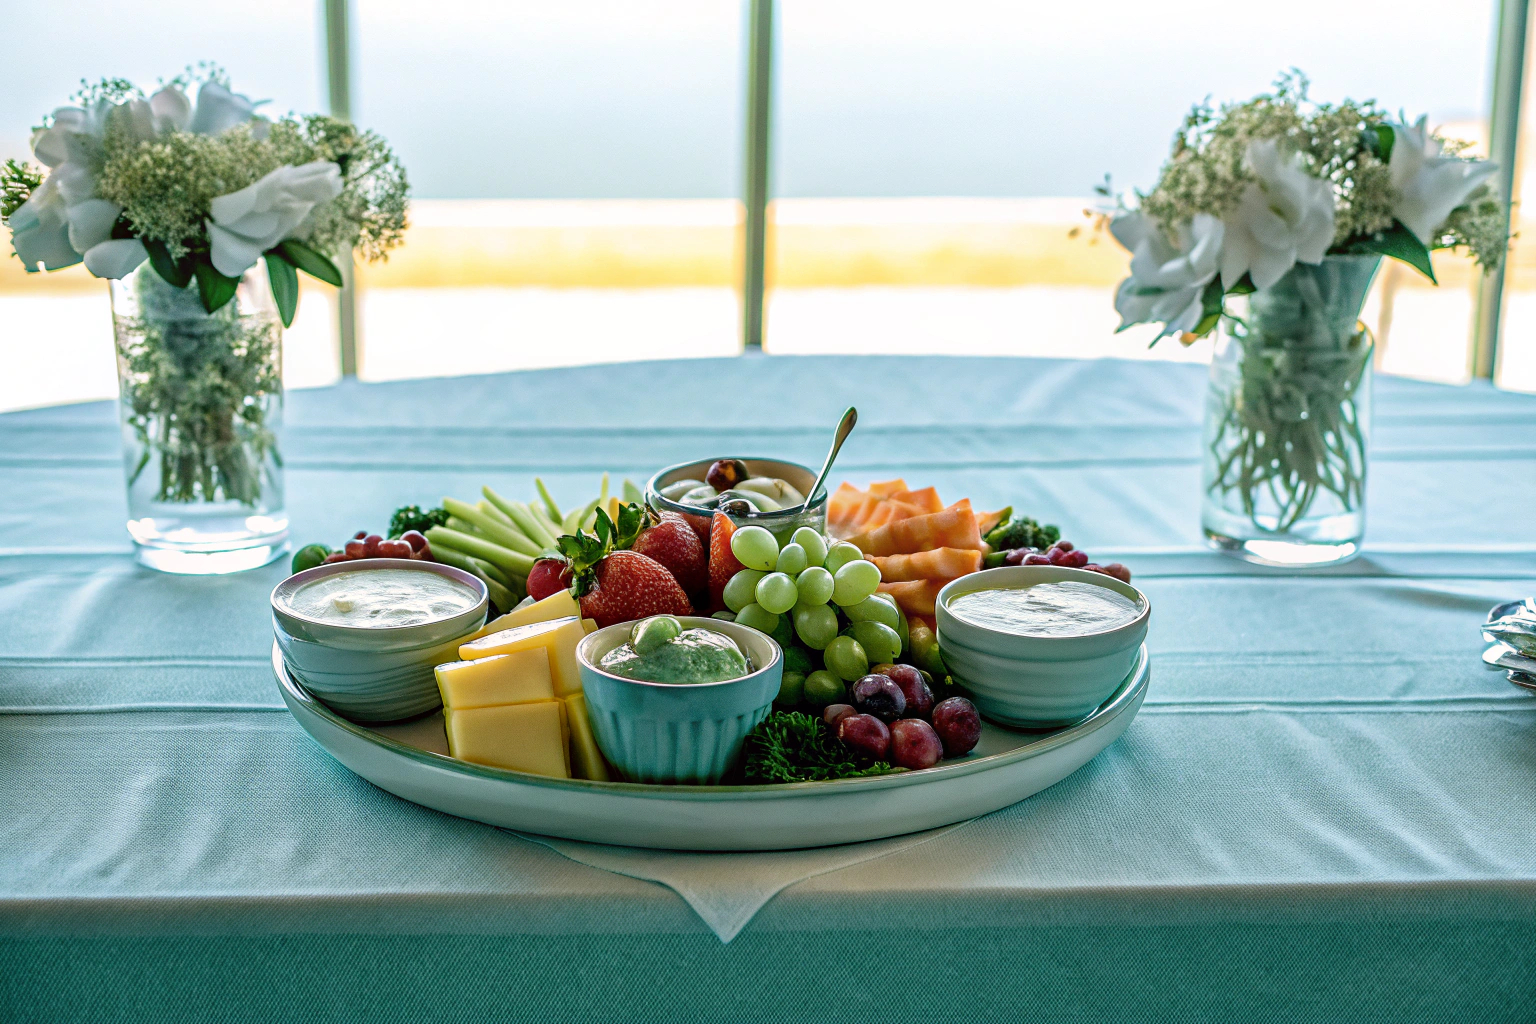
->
[9,83,265,277]
[1389,116,1498,245]
[1111,210,1224,339]
[205,162,344,277]
[1220,139,1335,291]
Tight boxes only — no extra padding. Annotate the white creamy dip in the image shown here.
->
[286,568,478,628]
[949,581,1140,637]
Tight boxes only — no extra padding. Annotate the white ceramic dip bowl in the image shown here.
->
[936,566,1150,729]
[271,559,488,723]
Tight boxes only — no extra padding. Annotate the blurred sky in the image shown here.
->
[0,0,1498,200]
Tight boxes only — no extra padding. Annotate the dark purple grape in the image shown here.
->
[1022,553,1052,566]
[823,704,855,730]
[838,714,891,761]
[931,697,981,756]
[890,719,944,770]
[719,499,753,516]
[851,674,906,723]
[879,664,932,720]
[1003,547,1037,566]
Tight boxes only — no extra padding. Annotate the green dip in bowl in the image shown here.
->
[598,627,750,684]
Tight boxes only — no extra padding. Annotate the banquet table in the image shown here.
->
[3,354,1535,1022]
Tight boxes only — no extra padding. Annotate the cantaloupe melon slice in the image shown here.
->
[878,579,946,617]
[870,547,983,583]
[846,501,982,557]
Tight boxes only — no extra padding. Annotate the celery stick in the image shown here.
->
[443,497,540,556]
[600,472,609,503]
[445,515,481,536]
[530,502,564,540]
[564,497,598,535]
[467,554,514,589]
[534,478,563,523]
[431,547,520,610]
[484,487,560,549]
[622,478,643,504]
[478,500,515,527]
[426,526,536,577]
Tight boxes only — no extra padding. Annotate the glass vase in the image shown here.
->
[1201,254,1380,567]
[110,261,288,574]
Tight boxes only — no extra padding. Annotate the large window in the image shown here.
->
[350,0,745,382]
[2,0,1533,409]
[765,0,1506,386]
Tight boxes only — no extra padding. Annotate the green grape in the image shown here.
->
[630,615,681,655]
[792,527,829,567]
[844,620,901,666]
[735,603,780,635]
[793,604,840,650]
[770,613,796,649]
[729,525,780,571]
[802,670,847,708]
[795,566,835,607]
[782,644,816,674]
[823,635,869,681]
[843,593,900,630]
[756,572,799,615]
[775,542,809,577]
[776,670,806,706]
[711,610,737,621]
[823,541,863,575]
[723,569,767,613]
[832,559,882,607]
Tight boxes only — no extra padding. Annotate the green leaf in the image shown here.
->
[277,239,343,287]
[1368,124,1395,162]
[1353,219,1436,283]
[264,250,300,327]
[1225,272,1257,296]
[194,260,240,314]
[143,238,193,289]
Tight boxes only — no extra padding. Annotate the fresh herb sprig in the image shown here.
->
[388,505,450,539]
[742,711,902,784]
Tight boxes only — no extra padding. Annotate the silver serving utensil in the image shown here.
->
[797,407,858,515]
[1485,598,1536,692]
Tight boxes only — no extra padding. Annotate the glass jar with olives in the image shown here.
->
[645,456,829,542]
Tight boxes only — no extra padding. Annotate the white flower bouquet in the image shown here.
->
[1107,73,1504,342]
[1104,74,1510,561]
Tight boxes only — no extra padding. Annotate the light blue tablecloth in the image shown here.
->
[3,355,1535,1021]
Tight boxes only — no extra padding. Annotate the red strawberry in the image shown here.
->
[632,507,707,601]
[707,511,744,612]
[526,557,572,602]
[579,550,692,628]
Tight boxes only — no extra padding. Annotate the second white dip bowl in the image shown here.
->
[936,566,1150,729]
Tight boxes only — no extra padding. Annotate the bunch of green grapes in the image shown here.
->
[719,526,907,708]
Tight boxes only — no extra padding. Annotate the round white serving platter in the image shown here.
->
[274,642,1149,851]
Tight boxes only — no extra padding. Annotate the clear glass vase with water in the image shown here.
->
[110,262,288,574]
[1201,254,1380,567]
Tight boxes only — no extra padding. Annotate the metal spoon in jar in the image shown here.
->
[797,407,858,515]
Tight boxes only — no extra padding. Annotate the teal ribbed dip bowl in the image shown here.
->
[576,617,782,785]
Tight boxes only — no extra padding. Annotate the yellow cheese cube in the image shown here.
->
[435,650,553,710]
[582,618,598,635]
[562,693,610,782]
[466,590,581,641]
[444,701,570,778]
[458,616,585,696]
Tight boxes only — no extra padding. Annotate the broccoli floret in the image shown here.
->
[984,515,1060,552]
[388,505,449,539]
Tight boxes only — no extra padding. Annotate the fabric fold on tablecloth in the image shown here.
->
[513,823,971,941]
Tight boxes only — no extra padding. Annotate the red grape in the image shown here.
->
[823,704,855,730]
[851,674,906,723]
[1048,547,1071,566]
[1053,541,1074,553]
[401,530,427,552]
[363,534,383,556]
[1064,549,1089,568]
[377,539,412,558]
[838,714,891,761]
[1023,553,1052,566]
[323,552,350,564]
[878,664,933,719]
[1101,563,1132,583]
[353,530,367,540]
[890,719,943,770]
[344,540,367,558]
[1003,548,1031,566]
[931,697,982,757]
